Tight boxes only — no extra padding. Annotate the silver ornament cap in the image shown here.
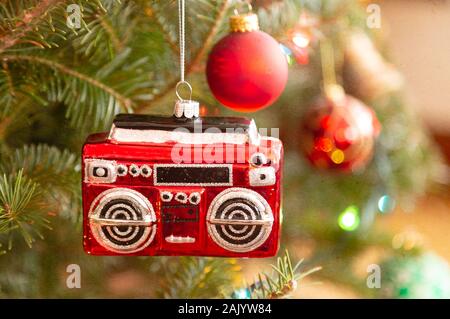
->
[173,100,200,119]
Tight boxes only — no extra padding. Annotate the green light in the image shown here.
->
[338,205,360,231]
[279,44,295,66]
[286,54,294,65]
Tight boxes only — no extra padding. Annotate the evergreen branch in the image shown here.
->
[157,257,239,298]
[148,3,179,55]
[256,0,303,37]
[235,250,321,299]
[0,61,21,118]
[0,170,51,249]
[1,63,15,99]
[0,116,11,140]
[0,0,66,53]
[0,144,81,221]
[135,77,177,112]
[2,54,133,110]
[97,13,124,53]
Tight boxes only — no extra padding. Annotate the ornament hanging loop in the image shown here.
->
[174,80,198,119]
[233,1,253,16]
[175,80,193,101]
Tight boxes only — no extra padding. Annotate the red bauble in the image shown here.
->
[207,28,288,112]
[299,94,381,172]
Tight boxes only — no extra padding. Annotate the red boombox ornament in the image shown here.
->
[82,103,283,257]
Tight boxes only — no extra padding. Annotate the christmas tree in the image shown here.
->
[0,0,445,298]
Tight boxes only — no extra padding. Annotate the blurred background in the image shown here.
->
[284,0,450,297]
[0,0,449,299]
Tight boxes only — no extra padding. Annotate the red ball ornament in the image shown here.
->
[206,13,288,112]
[299,90,381,172]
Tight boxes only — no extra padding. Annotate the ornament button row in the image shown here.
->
[117,164,152,178]
[161,191,201,205]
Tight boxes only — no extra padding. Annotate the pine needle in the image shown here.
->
[234,250,321,299]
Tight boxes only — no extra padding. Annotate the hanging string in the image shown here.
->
[178,0,185,82]
[320,38,337,91]
[176,0,192,101]
[319,38,344,102]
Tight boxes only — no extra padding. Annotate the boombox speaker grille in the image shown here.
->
[89,188,156,253]
[207,188,273,253]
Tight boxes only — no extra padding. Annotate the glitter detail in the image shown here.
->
[250,152,267,167]
[129,164,140,177]
[188,192,201,205]
[116,164,128,177]
[153,164,233,186]
[207,188,273,253]
[84,159,117,184]
[175,192,188,204]
[249,167,276,186]
[160,191,173,202]
[140,165,152,178]
[165,235,196,243]
[88,188,156,254]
